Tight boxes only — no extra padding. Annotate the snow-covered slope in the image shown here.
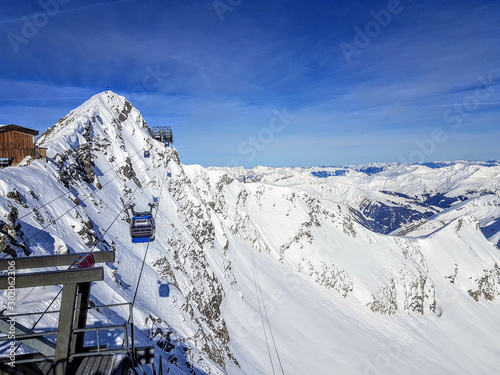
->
[218,162,500,235]
[1,91,500,375]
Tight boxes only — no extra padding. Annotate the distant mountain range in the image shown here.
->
[1,91,499,374]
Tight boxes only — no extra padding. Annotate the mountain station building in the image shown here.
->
[0,124,47,167]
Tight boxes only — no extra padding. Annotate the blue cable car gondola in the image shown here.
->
[130,212,155,243]
[144,150,150,158]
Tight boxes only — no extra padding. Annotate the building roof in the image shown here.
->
[0,124,39,136]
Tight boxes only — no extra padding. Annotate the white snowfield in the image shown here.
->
[1,91,500,375]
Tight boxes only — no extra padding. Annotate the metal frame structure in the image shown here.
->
[0,252,114,271]
[151,126,173,146]
[0,251,138,375]
[0,302,133,362]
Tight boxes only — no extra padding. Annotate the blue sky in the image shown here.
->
[0,0,499,167]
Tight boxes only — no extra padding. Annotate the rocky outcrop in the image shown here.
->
[368,279,398,315]
[468,264,500,301]
[153,238,236,369]
[298,258,353,297]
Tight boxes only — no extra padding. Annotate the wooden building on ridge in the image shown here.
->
[0,124,47,167]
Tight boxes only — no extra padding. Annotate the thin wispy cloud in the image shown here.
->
[0,0,499,167]
[0,0,134,25]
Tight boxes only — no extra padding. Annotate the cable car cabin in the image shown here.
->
[130,213,155,243]
[144,150,150,158]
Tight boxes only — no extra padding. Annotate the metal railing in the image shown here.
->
[0,302,134,364]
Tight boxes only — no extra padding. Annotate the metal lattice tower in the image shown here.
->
[152,126,173,146]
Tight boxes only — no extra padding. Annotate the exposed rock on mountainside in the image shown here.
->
[2,91,500,374]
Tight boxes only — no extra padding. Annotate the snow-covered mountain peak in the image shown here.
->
[2,91,500,374]
[37,90,151,158]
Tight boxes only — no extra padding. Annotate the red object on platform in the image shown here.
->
[69,254,96,269]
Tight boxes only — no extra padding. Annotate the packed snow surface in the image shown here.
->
[1,91,500,374]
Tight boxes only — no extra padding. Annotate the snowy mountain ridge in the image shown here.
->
[1,91,500,374]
